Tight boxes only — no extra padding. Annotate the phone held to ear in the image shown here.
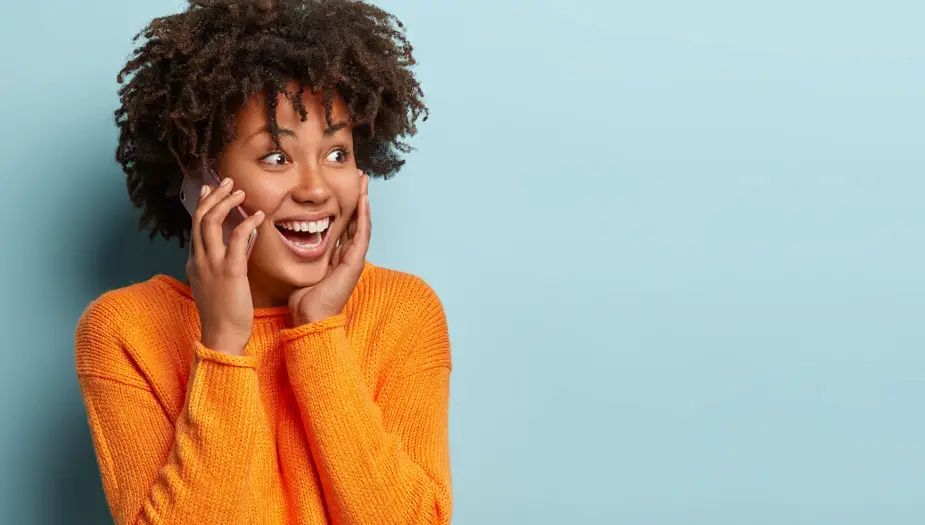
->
[179,169,257,258]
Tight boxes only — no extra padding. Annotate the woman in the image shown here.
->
[74,1,451,523]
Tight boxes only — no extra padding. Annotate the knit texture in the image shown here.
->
[75,262,452,524]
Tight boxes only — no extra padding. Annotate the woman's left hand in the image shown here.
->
[289,171,370,326]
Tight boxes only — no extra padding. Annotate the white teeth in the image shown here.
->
[277,217,330,233]
[276,217,330,250]
[292,238,323,248]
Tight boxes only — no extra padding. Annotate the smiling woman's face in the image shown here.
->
[216,79,362,307]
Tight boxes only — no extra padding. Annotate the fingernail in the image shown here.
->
[357,168,362,175]
[254,210,264,216]
[220,178,232,187]
[233,189,244,196]
[200,185,208,197]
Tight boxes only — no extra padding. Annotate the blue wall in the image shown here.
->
[1,1,923,523]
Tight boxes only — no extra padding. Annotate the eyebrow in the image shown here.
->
[324,122,351,136]
[244,122,351,143]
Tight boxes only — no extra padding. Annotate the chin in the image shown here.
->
[249,237,334,293]
[280,262,330,288]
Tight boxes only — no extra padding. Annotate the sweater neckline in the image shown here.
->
[152,261,373,319]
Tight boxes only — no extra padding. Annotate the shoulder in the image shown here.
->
[358,262,451,371]
[75,275,191,378]
[360,262,446,318]
[76,275,187,335]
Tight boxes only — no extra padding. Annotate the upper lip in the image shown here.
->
[274,213,336,223]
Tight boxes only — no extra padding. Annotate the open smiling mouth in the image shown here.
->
[274,217,334,259]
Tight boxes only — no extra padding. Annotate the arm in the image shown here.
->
[75,305,261,524]
[280,292,452,525]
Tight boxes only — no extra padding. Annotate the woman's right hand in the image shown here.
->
[186,177,266,356]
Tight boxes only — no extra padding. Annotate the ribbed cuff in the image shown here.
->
[279,313,347,341]
[194,341,258,368]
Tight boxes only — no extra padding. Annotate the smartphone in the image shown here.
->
[178,168,257,257]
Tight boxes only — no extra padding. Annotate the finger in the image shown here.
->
[190,184,212,260]
[347,211,358,241]
[333,221,355,269]
[348,171,366,240]
[359,175,371,244]
[332,172,364,269]
[346,176,371,265]
[345,175,366,245]
[194,178,234,257]
[331,239,342,268]
[336,224,351,266]
[202,186,245,261]
[227,210,265,271]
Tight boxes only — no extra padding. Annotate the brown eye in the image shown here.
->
[259,152,289,165]
[326,148,351,163]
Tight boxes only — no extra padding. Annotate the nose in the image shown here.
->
[289,163,333,205]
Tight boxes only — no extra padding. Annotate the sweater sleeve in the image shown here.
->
[279,290,453,525]
[75,303,261,524]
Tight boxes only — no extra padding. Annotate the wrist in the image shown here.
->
[194,341,257,367]
[281,312,347,341]
[293,310,335,326]
[200,329,248,357]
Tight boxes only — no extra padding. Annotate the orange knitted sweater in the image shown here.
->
[75,262,452,524]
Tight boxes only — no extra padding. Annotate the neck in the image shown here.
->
[247,266,296,309]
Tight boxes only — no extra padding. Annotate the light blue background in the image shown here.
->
[1,1,923,523]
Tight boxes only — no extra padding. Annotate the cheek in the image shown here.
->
[332,176,361,215]
[216,154,284,214]
[240,177,288,214]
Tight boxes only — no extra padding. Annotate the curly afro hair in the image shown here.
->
[114,0,428,245]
